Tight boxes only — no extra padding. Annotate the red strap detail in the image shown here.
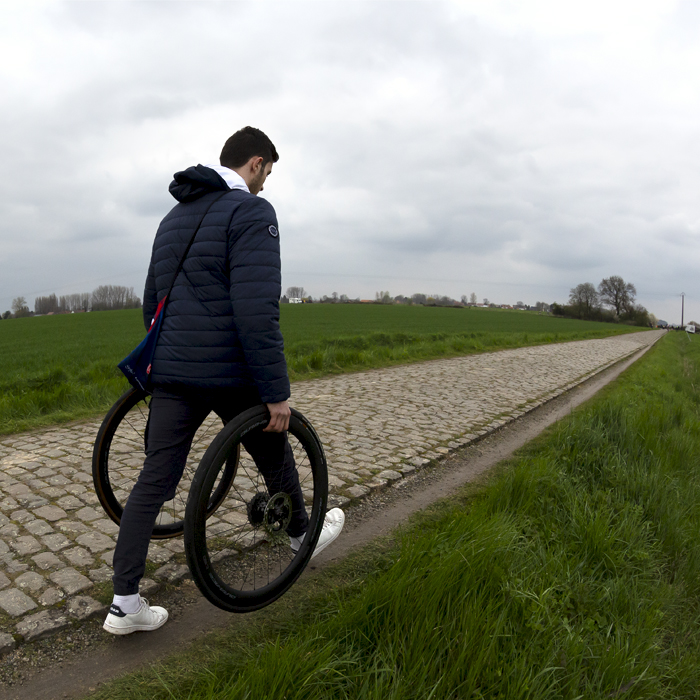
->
[148,295,168,331]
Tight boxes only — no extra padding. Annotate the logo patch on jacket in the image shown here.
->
[268,225,278,237]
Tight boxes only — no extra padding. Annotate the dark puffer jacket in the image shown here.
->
[142,165,290,404]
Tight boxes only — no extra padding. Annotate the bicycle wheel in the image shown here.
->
[92,387,238,539]
[184,405,328,612]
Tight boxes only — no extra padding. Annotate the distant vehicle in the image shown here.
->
[686,324,696,333]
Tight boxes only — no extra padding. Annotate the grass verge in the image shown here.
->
[87,332,700,699]
[285,328,638,380]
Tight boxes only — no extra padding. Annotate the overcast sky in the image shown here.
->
[1,0,698,323]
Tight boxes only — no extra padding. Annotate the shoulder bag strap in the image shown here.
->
[160,188,231,318]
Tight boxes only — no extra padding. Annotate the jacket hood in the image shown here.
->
[169,164,229,203]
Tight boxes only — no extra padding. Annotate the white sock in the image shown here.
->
[113,593,141,614]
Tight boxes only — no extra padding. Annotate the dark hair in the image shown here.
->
[219,126,279,169]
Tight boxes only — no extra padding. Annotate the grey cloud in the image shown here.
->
[1,1,699,322]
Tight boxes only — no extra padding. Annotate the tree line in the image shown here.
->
[1,285,141,319]
[282,287,530,308]
[553,276,652,326]
[283,277,654,327]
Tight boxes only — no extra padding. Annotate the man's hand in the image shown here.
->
[264,400,291,432]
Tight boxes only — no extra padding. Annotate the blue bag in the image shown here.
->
[118,296,167,392]
[118,190,229,392]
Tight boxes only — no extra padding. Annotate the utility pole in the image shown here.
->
[681,292,685,328]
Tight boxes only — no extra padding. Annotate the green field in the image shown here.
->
[0,305,641,434]
[86,332,700,699]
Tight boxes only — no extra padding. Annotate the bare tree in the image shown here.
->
[91,285,141,311]
[569,283,599,318]
[598,276,636,316]
[285,286,306,299]
[12,296,26,313]
[469,293,477,305]
[12,297,30,317]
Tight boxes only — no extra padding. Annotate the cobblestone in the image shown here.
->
[14,571,46,593]
[50,568,92,595]
[0,588,38,617]
[38,588,65,606]
[16,610,70,641]
[10,536,42,556]
[0,331,663,646]
[32,552,63,570]
[66,595,105,620]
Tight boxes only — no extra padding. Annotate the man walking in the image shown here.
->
[103,127,344,635]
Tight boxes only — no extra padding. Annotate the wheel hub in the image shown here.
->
[263,492,292,537]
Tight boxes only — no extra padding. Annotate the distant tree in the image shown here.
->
[91,285,141,311]
[411,293,427,305]
[12,297,31,318]
[460,295,468,305]
[35,293,59,315]
[2,310,11,320]
[339,294,349,303]
[483,298,489,306]
[286,286,306,299]
[598,276,636,317]
[469,292,477,305]
[534,301,550,312]
[12,296,26,314]
[375,290,392,304]
[623,304,652,327]
[568,283,599,319]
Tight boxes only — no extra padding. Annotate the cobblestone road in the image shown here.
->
[0,330,663,649]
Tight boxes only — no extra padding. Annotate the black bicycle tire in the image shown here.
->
[92,387,238,539]
[184,405,328,612]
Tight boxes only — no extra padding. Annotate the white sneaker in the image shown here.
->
[103,597,168,635]
[290,508,345,559]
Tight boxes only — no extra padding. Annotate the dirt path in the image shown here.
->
[0,333,663,699]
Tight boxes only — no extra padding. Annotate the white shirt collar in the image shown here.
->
[204,163,250,193]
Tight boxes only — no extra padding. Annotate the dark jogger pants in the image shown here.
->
[112,387,309,595]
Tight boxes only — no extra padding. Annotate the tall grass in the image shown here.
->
[90,332,700,699]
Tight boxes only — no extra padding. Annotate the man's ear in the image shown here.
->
[251,156,263,173]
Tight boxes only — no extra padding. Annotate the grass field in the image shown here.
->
[0,304,641,434]
[86,331,700,700]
